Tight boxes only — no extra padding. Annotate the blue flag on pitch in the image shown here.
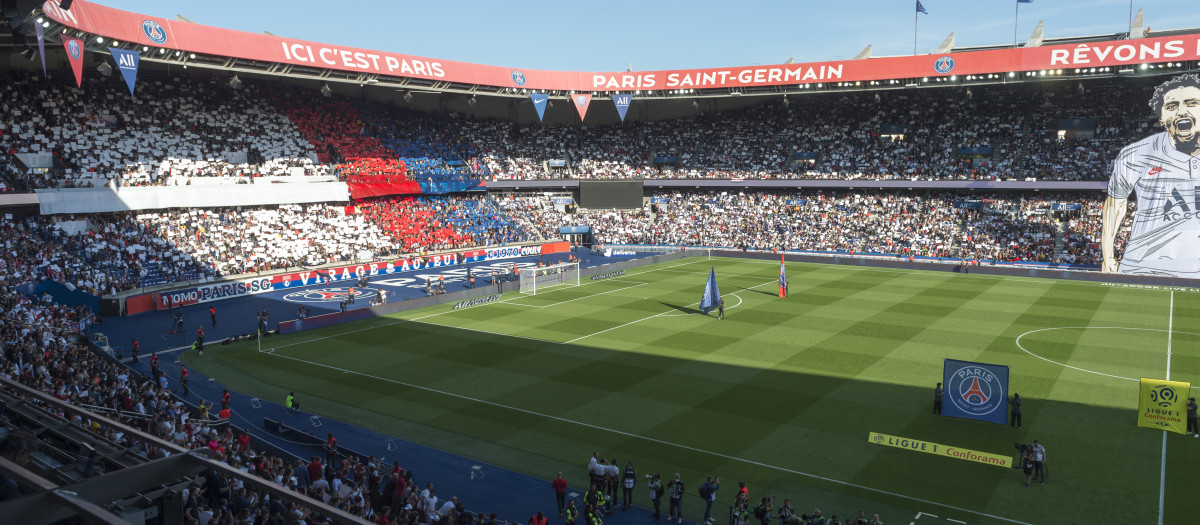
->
[699,267,721,314]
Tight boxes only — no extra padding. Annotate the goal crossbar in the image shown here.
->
[519,262,580,295]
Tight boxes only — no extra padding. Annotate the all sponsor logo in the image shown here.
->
[934,56,955,74]
[283,287,379,303]
[511,70,527,86]
[142,20,168,45]
[67,39,81,60]
[590,270,626,281]
[453,294,501,310]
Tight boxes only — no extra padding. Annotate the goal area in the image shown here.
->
[519,262,580,295]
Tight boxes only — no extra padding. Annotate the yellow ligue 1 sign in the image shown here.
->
[1137,378,1191,435]
[867,432,1012,469]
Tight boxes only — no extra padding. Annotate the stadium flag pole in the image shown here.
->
[914,1,928,55]
[699,267,721,315]
[779,254,787,298]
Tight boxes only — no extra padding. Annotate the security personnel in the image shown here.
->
[564,500,579,525]
[180,366,189,395]
[221,389,231,410]
[130,338,140,363]
[196,326,205,352]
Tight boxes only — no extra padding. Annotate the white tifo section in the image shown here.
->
[519,262,580,295]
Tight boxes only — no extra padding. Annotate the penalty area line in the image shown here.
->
[259,349,1032,525]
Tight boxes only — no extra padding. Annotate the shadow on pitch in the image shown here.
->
[659,302,705,315]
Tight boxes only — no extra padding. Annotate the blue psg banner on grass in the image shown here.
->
[109,47,141,95]
[942,359,1009,425]
[530,94,549,122]
[612,93,633,122]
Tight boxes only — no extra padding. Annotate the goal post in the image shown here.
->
[519,262,580,295]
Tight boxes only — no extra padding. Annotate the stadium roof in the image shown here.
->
[14,0,1200,103]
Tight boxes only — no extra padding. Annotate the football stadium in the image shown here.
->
[2,1,1200,524]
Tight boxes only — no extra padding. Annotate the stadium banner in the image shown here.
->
[649,197,670,204]
[61,35,84,88]
[195,278,273,303]
[867,432,1012,469]
[1137,378,1192,434]
[152,288,199,310]
[35,21,47,78]
[531,94,549,121]
[941,359,1009,425]
[541,241,570,255]
[486,245,542,261]
[109,47,140,94]
[572,93,592,121]
[36,183,351,214]
[41,2,1200,92]
[270,255,460,290]
[785,199,808,206]
[460,249,487,264]
[612,94,633,122]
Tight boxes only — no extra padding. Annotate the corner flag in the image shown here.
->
[699,267,721,314]
[779,255,787,298]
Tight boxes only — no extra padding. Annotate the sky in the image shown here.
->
[96,0,1200,72]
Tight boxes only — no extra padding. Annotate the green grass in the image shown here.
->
[184,257,1200,524]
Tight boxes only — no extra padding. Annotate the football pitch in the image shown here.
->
[188,257,1200,524]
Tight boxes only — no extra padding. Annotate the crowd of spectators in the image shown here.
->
[508,190,1118,264]
[0,70,322,189]
[356,195,533,253]
[2,71,1169,189]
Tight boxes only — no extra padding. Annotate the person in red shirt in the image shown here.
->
[221,389,231,409]
[179,366,189,396]
[236,430,251,452]
[552,472,568,517]
[209,305,217,327]
[324,432,338,464]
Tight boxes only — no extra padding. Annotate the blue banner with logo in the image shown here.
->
[1051,202,1082,211]
[109,47,141,95]
[530,94,549,122]
[942,359,1009,425]
[954,200,984,209]
[785,199,808,206]
[612,93,633,122]
[649,197,669,204]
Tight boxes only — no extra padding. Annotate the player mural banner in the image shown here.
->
[1137,378,1191,434]
[42,2,1200,92]
[941,359,1009,425]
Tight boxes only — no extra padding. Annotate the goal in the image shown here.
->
[519,262,580,295]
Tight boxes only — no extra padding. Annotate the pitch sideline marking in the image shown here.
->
[258,348,1031,525]
[1158,292,1174,525]
[501,281,649,309]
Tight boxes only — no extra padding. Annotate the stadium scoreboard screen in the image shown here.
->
[578,181,644,209]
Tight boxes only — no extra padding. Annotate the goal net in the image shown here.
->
[519,262,580,295]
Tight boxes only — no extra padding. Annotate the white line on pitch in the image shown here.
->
[502,281,649,309]
[259,349,1031,525]
[1157,291,1174,525]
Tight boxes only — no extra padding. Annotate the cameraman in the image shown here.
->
[667,473,684,524]
[700,475,719,524]
[646,474,663,521]
[753,496,774,525]
[1021,445,1035,488]
[1032,440,1047,484]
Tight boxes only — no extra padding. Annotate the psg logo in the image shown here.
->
[283,287,378,303]
[946,365,1004,416]
[511,70,527,86]
[142,20,169,45]
[576,96,587,106]
[934,56,955,74]
[67,40,81,60]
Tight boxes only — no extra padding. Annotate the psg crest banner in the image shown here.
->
[530,93,548,122]
[62,35,85,87]
[109,47,141,94]
[941,359,1009,425]
[572,93,592,121]
[612,93,633,122]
